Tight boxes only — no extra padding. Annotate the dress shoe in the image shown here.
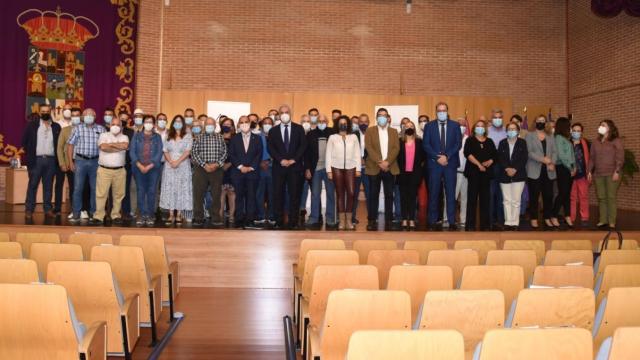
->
[449,224,458,231]
[25,211,34,219]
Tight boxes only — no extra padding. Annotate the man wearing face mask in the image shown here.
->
[267,104,307,230]
[52,104,73,214]
[154,112,170,221]
[117,111,135,221]
[267,109,280,126]
[255,117,275,226]
[298,114,313,223]
[132,108,144,132]
[66,108,106,224]
[487,108,506,230]
[352,113,370,225]
[331,109,342,122]
[21,104,61,219]
[57,106,81,217]
[248,113,261,135]
[184,108,196,133]
[423,102,462,231]
[308,108,320,131]
[103,107,115,128]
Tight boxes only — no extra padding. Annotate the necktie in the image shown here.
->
[440,122,446,153]
[284,125,290,152]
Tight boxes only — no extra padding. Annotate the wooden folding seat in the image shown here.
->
[0,259,39,283]
[386,265,453,325]
[0,283,107,360]
[419,289,504,357]
[308,289,411,360]
[403,240,448,264]
[426,249,479,286]
[352,240,397,264]
[531,265,594,289]
[595,327,640,360]
[502,240,546,264]
[366,249,419,288]
[593,287,640,350]
[460,265,524,315]
[595,264,640,305]
[508,288,595,330]
[453,240,497,264]
[477,328,593,360]
[346,329,465,360]
[544,250,593,266]
[15,232,60,257]
[594,250,640,278]
[0,242,22,259]
[596,239,639,251]
[551,240,592,251]
[0,232,9,242]
[29,243,83,279]
[68,233,113,260]
[486,250,537,286]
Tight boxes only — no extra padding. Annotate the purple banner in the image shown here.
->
[0,0,138,162]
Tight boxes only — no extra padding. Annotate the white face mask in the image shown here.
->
[302,122,311,132]
[144,123,154,132]
[598,125,607,135]
[157,120,167,129]
[280,113,291,124]
[274,120,282,126]
[239,123,250,133]
[62,109,71,119]
[110,125,121,135]
[263,124,273,133]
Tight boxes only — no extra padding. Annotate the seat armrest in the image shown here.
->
[150,275,163,322]
[169,261,180,295]
[308,325,321,360]
[79,321,107,360]
[121,294,140,350]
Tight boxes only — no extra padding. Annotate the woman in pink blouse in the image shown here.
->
[397,121,425,230]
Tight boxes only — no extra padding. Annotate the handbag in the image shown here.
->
[594,230,623,263]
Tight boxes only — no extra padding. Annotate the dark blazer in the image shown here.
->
[398,138,425,183]
[267,123,307,172]
[354,131,368,161]
[422,119,462,170]
[21,119,61,168]
[497,138,528,183]
[304,127,336,175]
[229,132,263,179]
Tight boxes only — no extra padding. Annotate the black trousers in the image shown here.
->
[233,173,258,224]
[528,167,554,220]
[367,171,395,223]
[552,165,573,218]
[193,166,223,223]
[273,166,303,226]
[398,172,420,221]
[466,172,492,231]
[54,169,74,212]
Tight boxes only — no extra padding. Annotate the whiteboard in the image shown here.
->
[374,105,419,132]
[206,100,251,125]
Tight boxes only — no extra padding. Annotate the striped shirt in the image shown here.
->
[67,123,106,158]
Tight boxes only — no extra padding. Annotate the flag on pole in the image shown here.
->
[547,108,553,123]
[464,109,470,136]
[522,105,528,130]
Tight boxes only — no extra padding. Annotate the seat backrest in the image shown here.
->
[0,283,80,359]
[596,264,640,305]
[595,250,640,278]
[0,242,23,259]
[68,233,114,260]
[593,287,640,349]
[531,265,594,289]
[486,250,537,286]
[301,250,359,298]
[295,239,345,277]
[367,250,419,288]
[387,265,454,325]
[544,250,593,266]
[119,235,169,281]
[478,328,593,360]
[308,265,379,329]
[15,232,60,257]
[403,240,448,264]
[503,240,546,264]
[420,290,504,354]
[426,249,479,286]
[0,232,9,242]
[460,265,524,315]
[453,240,497,264]
[511,288,595,330]
[346,329,465,360]
[551,240,592,251]
[353,240,397,264]
[30,243,83,278]
[0,259,39,283]
[321,289,411,360]
[606,327,640,359]
[596,239,639,251]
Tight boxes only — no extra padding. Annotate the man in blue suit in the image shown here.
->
[229,115,263,228]
[423,102,462,231]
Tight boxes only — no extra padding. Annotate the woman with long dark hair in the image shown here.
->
[159,115,193,224]
[551,117,575,228]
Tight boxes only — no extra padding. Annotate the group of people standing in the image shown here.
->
[21,101,624,231]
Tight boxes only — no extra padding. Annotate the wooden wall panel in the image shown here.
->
[160,90,205,119]
[430,96,475,123]
[473,96,514,124]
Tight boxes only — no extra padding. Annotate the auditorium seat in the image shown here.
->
[307,289,411,360]
[0,242,22,259]
[544,250,594,266]
[15,232,60,257]
[595,327,640,360]
[474,328,593,360]
[459,265,524,316]
[29,243,83,279]
[419,289,504,357]
[485,250,537,286]
[346,329,465,360]
[0,232,9,242]
[366,249,419,288]
[403,240,448,264]
[594,250,640,278]
[47,261,140,357]
[0,258,40,283]
[426,249,479,287]
[0,283,107,360]
[531,265,594,289]
[596,239,639,252]
[507,288,595,330]
[386,265,453,326]
[593,287,640,349]
[68,233,113,260]
[454,240,497,264]
[595,264,640,305]
[502,240,546,264]
[352,240,397,264]
[551,240,592,251]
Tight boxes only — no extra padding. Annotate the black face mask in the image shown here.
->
[250,121,257,129]
[339,124,348,132]
[535,122,546,131]
[40,113,51,121]
[405,128,415,136]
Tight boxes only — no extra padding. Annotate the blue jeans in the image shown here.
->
[26,156,56,213]
[72,158,98,217]
[428,166,457,225]
[352,166,369,221]
[308,169,336,225]
[300,180,310,211]
[256,166,274,220]
[133,166,160,218]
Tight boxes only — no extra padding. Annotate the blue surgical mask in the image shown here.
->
[377,116,387,127]
[71,116,81,125]
[184,117,194,125]
[205,125,215,134]
[318,123,327,131]
[310,115,318,124]
[571,131,582,140]
[84,115,95,125]
[507,130,518,139]
[104,115,113,124]
[351,123,359,132]
[173,122,183,130]
[474,126,485,136]
[192,126,202,134]
[134,117,143,126]
[492,118,503,127]
[437,111,448,122]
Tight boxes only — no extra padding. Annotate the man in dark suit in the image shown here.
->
[21,104,61,219]
[423,102,462,231]
[267,104,307,229]
[229,115,263,228]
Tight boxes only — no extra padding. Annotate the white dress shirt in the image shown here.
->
[378,125,389,160]
[36,120,55,156]
[97,132,128,167]
[458,135,468,172]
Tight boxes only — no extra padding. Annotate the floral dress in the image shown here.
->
[160,134,193,210]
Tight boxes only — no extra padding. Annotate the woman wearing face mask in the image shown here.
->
[588,120,624,230]
[550,117,576,229]
[525,115,558,229]
[129,115,163,226]
[569,123,590,227]
[497,122,528,230]
[220,118,236,226]
[255,117,275,225]
[159,115,193,224]
[464,120,497,231]
[397,121,424,230]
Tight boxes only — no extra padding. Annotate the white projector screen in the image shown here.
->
[206,100,251,125]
